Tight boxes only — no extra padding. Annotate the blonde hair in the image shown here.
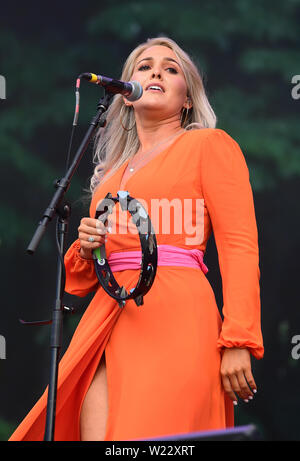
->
[90,36,216,193]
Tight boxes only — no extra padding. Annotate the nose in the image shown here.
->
[151,70,162,79]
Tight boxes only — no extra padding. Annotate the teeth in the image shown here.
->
[148,85,163,91]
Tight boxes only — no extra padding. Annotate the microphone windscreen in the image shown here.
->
[125,81,143,102]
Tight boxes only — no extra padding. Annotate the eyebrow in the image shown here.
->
[136,57,180,67]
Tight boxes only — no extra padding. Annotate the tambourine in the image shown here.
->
[93,191,158,308]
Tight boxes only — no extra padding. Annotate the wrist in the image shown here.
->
[79,247,93,260]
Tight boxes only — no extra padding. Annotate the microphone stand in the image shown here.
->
[25,90,114,441]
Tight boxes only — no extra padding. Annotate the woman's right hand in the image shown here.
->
[78,217,107,259]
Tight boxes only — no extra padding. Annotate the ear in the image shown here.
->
[183,96,192,110]
[122,96,132,107]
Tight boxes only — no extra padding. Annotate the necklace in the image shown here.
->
[127,130,185,173]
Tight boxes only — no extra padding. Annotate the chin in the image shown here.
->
[136,103,167,114]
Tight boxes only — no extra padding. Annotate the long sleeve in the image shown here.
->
[200,129,264,360]
[64,239,99,297]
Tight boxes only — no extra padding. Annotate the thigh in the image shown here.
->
[80,353,108,441]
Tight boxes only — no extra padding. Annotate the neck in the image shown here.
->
[134,113,183,153]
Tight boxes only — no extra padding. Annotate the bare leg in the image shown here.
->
[80,354,108,441]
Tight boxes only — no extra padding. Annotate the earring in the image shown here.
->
[181,106,190,128]
[120,104,136,131]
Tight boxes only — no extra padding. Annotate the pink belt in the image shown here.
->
[107,244,209,274]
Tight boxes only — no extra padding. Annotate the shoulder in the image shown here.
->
[173,128,246,172]
[195,129,250,181]
[180,128,243,163]
[183,127,239,146]
[184,128,245,163]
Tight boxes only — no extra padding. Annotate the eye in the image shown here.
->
[137,64,151,71]
[166,67,178,74]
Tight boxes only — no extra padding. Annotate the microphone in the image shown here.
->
[80,73,143,101]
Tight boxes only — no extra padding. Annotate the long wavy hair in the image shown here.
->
[90,37,217,194]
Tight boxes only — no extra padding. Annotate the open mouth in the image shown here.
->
[146,84,165,92]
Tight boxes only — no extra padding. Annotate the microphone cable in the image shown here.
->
[64,76,81,174]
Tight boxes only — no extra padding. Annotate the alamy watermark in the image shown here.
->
[0,75,6,100]
[95,197,205,246]
[291,335,300,360]
[291,75,300,100]
[0,335,6,359]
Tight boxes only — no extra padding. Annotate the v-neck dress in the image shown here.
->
[9,128,264,441]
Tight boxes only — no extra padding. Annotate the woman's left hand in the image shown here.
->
[220,347,257,405]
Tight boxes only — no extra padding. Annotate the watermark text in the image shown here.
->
[291,75,300,100]
[95,197,205,246]
[291,335,300,360]
[0,75,6,100]
[0,335,6,359]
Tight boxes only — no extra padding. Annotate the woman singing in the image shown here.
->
[9,36,264,441]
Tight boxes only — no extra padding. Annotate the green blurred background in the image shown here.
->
[0,0,299,441]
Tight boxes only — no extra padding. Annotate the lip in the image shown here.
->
[145,82,165,92]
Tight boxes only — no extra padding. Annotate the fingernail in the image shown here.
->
[248,396,253,400]
[233,401,238,406]
[253,389,257,393]
[244,399,249,403]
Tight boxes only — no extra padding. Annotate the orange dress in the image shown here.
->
[9,128,264,441]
